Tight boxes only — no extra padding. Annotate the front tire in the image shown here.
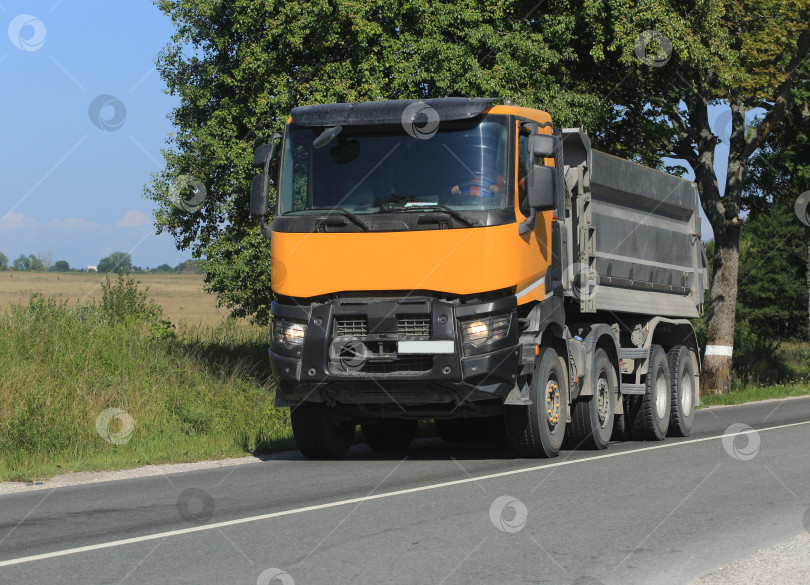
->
[626,344,671,440]
[291,403,355,459]
[566,348,617,450]
[667,345,696,437]
[505,345,568,458]
[361,419,417,452]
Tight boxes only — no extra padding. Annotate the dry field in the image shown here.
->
[0,271,230,325]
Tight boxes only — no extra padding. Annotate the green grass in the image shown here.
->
[0,275,293,482]
[700,382,810,407]
[2,273,808,481]
[701,340,810,407]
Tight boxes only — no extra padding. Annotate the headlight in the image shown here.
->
[462,315,510,346]
[272,317,307,347]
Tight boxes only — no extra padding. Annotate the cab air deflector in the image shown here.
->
[290,98,496,127]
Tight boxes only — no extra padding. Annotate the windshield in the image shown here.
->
[278,115,510,215]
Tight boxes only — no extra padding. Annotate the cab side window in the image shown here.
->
[517,132,532,217]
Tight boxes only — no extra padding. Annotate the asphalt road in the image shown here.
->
[1,397,809,585]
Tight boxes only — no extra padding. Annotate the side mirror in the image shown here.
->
[527,165,556,211]
[250,132,283,218]
[251,173,272,216]
[528,134,555,158]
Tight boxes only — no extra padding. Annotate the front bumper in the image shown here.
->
[269,295,520,405]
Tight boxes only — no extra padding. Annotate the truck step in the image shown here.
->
[621,383,646,395]
[620,348,649,360]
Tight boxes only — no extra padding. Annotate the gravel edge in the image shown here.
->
[692,532,810,585]
[0,452,301,495]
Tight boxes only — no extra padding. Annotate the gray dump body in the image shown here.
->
[559,129,707,319]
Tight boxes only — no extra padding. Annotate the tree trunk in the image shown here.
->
[702,225,741,394]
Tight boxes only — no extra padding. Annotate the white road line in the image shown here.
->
[1,419,809,568]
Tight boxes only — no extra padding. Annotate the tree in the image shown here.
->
[12,255,28,271]
[97,252,133,274]
[175,259,200,273]
[52,260,70,272]
[38,251,53,271]
[746,61,810,343]
[571,1,810,393]
[12,254,44,271]
[0,251,7,271]
[737,198,808,341]
[154,264,174,273]
[147,0,610,323]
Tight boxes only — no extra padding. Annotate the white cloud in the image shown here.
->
[0,211,37,229]
[47,217,99,231]
[117,209,151,228]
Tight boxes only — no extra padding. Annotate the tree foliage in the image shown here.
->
[0,251,7,271]
[745,60,810,342]
[738,199,808,340]
[12,254,44,271]
[97,252,133,274]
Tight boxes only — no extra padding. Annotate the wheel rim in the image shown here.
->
[680,369,693,416]
[596,372,610,428]
[545,374,562,433]
[655,367,668,419]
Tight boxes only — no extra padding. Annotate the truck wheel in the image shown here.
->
[667,345,695,437]
[361,419,417,452]
[505,345,568,458]
[627,344,671,440]
[291,403,355,459]
[435,418,468,442]
[566,348,616,450]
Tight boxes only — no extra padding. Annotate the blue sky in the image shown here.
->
[1,2,742,270]
[0,1,181,269]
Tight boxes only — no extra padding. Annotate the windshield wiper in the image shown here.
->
[288,207,370,231]
[390,203,478,227]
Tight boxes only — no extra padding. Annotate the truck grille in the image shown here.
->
[334,316,367,337]
[397,315,430,337]
[361,357,433,374]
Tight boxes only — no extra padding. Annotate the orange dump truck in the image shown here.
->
[250,98,708,459]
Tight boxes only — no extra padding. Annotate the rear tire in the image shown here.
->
[626,344,671,440]
[361,419,417,452]
[566,348,616,450]
[667,345,695,437]
[291,403,355,459]
[505,345,568,458]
